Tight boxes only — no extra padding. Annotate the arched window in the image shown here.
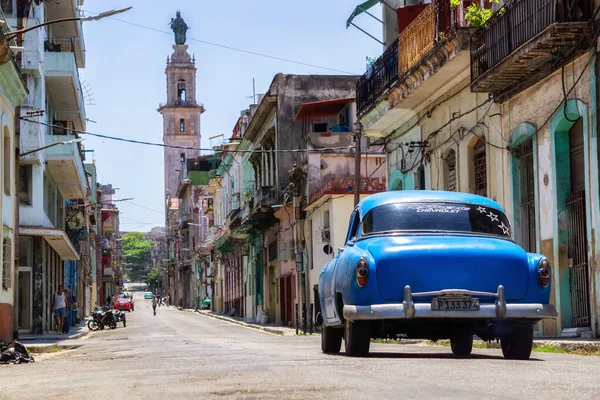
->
[473,137,487,196]
[444,149,456,191]
[177,79,186,102]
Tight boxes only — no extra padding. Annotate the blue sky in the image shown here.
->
[80,0,382,232]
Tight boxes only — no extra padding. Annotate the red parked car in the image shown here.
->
[114,293,134,312]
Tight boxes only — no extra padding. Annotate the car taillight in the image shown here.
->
[538,258,551,288]
[356,258,368,288]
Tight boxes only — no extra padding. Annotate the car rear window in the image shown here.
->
[362,202,512,238]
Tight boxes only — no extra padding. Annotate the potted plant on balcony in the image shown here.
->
[451,0,499,29]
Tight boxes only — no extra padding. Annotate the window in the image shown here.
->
[177,79,186,102]
[473,138,487,196]
[43,173,57,224]
[19,165,32,205]
[1,1,14,15]
[445,149,457,191]
[414,165,425,190]
[2,237,12,290]
[345,211,361,243]
[180,118,185,132]
[313,122,328,133]
[4,127,11,195]
[516,138,536,252]
[362,203,512,238]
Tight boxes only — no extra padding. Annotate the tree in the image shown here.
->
[122,232,154,282]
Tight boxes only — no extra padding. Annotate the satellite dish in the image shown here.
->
[323,245,333,255]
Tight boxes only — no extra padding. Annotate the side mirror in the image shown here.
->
[337,247,344,254]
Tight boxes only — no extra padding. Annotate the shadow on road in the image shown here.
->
[328,352,543,361]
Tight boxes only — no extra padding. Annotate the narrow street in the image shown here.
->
[1,291,599,399]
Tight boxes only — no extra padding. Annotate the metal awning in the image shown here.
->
[294,98,354,121]
[20,226,79,261]
[346,0,396,45]
[347,0,382,27]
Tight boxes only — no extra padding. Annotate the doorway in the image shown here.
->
[565,117,590,328]
[18,268,32,332]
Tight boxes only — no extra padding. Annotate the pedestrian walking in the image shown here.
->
[53,285,67,334]
[152,296,157,316]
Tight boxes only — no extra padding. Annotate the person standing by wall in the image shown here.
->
[63,289,71,333]
[53,286,66,334]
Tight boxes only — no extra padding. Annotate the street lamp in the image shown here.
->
[4,7,133,40]
[19,137,84,157]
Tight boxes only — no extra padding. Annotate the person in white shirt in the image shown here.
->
[53,285,67,334]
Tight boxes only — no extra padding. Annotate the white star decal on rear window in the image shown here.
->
[498,222,510,236]
[477,206,486,213]
[487,212,499,222]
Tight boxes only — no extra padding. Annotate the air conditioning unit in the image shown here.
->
[321,229,331,243]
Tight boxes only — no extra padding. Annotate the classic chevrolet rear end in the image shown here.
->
[318,191,557,359]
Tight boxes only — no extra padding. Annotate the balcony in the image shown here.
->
[254,186,277,208]
[44,134,87,199]
[103,267,114,278]
[306,176,387,208]
[45,0,86,67]
[356,39,399,116]
[357,0,471,135]
[44,40,86,131]
[470,0,594,96]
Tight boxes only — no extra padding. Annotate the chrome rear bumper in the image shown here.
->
[343,285,558,321]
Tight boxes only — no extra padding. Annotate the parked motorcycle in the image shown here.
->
[88,308,117,331]
[112,309,126,328]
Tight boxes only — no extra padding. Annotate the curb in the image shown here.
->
[196,311,286,336]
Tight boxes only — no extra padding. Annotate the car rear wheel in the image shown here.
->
[321,323,342,354]
[501,323,534,360]
[450,332,473,357]
[344,320,370,357]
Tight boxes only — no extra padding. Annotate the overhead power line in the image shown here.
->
[20,118,356,154]
[83,10,359,75]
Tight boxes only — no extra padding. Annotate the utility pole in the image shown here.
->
[354,122,362,206]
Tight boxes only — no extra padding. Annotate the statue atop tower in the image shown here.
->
[169,11,188,45]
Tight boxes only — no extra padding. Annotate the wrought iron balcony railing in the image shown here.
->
[470,0,593,84]
[356,37,399,116]
[357,0,464,115]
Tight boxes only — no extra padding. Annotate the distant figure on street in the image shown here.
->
[72,296,79,325]
[157,295,162,306]
[110,295,116,309]
[53,285,67,334]
[152,296,157,316]
[63,289,71,333]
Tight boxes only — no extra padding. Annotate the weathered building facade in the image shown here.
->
[356,0,600,337]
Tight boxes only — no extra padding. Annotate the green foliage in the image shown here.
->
[464,0,500,28]
[122,232,154,282]
[450,0,461,9]
[147,267,159,282]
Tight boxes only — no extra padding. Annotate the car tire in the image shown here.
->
[450,332,473,357]
[321,323,342,354]
[344,320,370,357]
[501,323,534,360]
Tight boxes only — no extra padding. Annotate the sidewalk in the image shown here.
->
[196,310,300,336]
[17,321,89,353]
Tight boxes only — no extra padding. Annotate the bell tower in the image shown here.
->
[159,12,204,198]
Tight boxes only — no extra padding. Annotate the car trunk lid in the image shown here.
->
[366,235,529,302]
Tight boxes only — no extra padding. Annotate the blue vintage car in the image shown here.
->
[318,190,557,359]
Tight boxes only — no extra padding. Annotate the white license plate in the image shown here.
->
[431,298,480,311]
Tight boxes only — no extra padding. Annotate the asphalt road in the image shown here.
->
[2,290,600,399]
